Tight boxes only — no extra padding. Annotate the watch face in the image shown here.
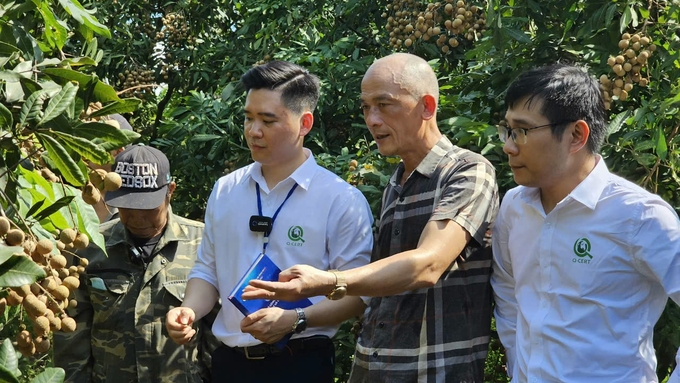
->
[329,286,347,300]
[295,319,308,333]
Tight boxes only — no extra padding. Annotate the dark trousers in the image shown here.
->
[211,336,335,383]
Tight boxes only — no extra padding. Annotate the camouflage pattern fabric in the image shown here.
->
[54,209,219,383]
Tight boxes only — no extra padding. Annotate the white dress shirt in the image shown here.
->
[189,149,374,347]
[491,157,680,383]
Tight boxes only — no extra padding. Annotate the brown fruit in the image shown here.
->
[62,276,81,291]
[89,169,108,190]
[23,239,36,255]
[6,229,25,246]
[82,183,101,205]
[69,299,78,308]
[104,119,121,129]
[34,337,50,353]
[41,276,58,291]
[40,168,59,183]
[48,314,61,331]
[103,172,123,192]
[77,265,86,274]
[19,342,36,357]
[7,290,23,306]
[50,254,68,269]
[59,228,77,245]
[79,258,89,267]
[61,317,76,332]
[30,283,41,296]
[618,39,629,49]
[16,330,32,348]
[55,240,66,251]
[73,233,89,250]
[52,285,70,301]
[14,284,31,297]
[23,295,47,317]
[0,298,6,316]
[33,316,50,336]
[58,268,70,279]
[36,239,54,255]
[0,217,10,236]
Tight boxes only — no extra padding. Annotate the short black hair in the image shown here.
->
[241,60,320,115]
[505,64,607,153]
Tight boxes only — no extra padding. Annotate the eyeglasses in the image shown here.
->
[497,120,575,145]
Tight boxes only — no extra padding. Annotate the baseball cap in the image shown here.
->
[104,144,172,210]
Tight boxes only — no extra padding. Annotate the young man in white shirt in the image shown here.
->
[491,63,680,383]
[165,61,373,383]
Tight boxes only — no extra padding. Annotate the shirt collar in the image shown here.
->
[244,148,316,192]
[390,136,454,185]
[517,155,609,211]
[106,206,187,247]
[567,155,609,210]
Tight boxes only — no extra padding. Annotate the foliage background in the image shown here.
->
[2,0,679,381]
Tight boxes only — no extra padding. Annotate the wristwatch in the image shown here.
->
[292,307,307,334]
[325,269,347,300]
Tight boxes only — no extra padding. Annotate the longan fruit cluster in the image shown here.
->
[382,0,486,53]
[156,13,195,50]
[83,168,122,205]
[117,68,156,98]
[599,32,656,110]
[1,221,91,357]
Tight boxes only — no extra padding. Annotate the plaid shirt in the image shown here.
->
[349,136,499,383]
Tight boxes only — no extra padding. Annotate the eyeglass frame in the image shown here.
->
[497,120,576,145]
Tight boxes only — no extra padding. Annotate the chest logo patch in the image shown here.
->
[573,237,593,264]
[287,226,305,247]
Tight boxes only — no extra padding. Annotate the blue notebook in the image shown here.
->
[227,253,312,348]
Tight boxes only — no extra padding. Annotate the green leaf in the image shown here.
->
[0,41,20,56]
[56,0,111,38]
[502,27,531,43]
[58,182,104,252]
[0,339,20,378]
[50,130,110,164]
[0,255,46,287]
[60,56,97,67]
[654,126,668,160]
[18,90,46,128]
[0,365,19,383]
[30,367,65,383]
[42,68,119,103]
[33,196,75,221]
[635,153,657,167]
[0,70,22,82]
[191,134,223,143]
[39,82,78,125]
[36,133,87,186]
[620,5,632,33]
[607,110,631,135]
[73,121,140,146]
[25,199,46,218]
[0,103,13,130]
[0,247,24,267]
[89,98,142,118]
[35,0,68,49]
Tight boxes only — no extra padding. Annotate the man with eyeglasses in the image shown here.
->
[491,64,680,383]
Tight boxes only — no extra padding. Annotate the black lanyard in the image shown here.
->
[256,182,298,254]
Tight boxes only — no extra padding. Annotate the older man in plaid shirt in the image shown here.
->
[243,53,499,382]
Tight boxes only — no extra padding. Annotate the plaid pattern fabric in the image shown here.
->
[349,137,499,383]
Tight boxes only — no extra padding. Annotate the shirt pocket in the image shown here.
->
[87,271,132,327]
[162,279,187,306]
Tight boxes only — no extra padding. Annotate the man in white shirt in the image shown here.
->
[164,61,373,383]
[491,63,680,383]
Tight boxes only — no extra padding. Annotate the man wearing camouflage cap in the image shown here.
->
[54,144,218,383]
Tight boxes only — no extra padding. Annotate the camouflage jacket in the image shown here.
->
[54,210,218,383]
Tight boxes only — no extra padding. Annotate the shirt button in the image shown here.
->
[378,322,385,328]
[161,259,167,264]
[372,351,379,357]
[399,196,405,202]
[394,229,400,235]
